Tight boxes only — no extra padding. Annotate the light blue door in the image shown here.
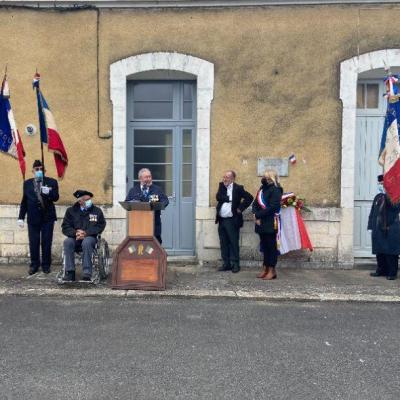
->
[354,80,385,257]
[127,81,196,255]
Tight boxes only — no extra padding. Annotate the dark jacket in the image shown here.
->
[368,193,400,255]
[18,177,59,225]
[252,183,283,234]
[62,203,106,238]
[125,183,169,237]
[215,182,254,228]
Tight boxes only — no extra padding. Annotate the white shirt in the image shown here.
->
[219,183,233,218]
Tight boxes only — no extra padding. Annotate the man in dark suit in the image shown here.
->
[215,170,253,273]
[18,160,59,274]
[125,168,169,244]
[368,174,400,280]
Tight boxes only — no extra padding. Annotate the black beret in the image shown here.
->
[32,160,43,168]
[378,175,384,182]
[73,190,93,199]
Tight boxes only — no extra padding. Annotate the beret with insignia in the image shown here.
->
[73,190,93,199]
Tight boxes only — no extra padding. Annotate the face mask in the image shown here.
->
[261,177,270,185]
[34,170,43,180]
[378,184,385,194]
[85,199,93,208]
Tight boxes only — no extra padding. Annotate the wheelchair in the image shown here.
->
[56,235,110,285]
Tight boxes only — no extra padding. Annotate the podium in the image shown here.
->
[111,201,167,290]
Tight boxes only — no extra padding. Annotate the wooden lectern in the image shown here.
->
[112,201,167,290]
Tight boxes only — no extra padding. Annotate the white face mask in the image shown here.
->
[378,184,385,194]
[84,199,93,208]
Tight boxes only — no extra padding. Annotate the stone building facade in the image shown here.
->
[0,1,400,267]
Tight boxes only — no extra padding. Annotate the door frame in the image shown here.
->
[110,52,214,258]
[339,49,400,266]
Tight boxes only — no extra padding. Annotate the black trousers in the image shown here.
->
[218,217,240,266]
[27,221,55,271]
[376,254,399,277]
[259,232,278,268]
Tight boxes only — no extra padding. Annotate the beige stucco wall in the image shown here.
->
[1,5,400,207]
[98,6,359,207]
[0,8,111,205]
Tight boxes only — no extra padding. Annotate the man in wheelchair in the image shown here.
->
[61,190,106,282]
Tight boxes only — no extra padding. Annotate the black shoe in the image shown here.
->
[28,267,38,275]
[62,271,75,282]
[82,274,92,281]
[232,264,240,273]
[218,264,232,272]
[42,267,51,274]
[386,275,397,280]
[370,271,384,277]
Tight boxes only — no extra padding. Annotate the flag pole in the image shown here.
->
[1,65,6,93]
[34,69,46,179]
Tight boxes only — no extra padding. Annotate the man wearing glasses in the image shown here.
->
[125,168,169,244]
[18,160,59,275]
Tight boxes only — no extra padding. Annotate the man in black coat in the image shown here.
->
[215,170,253,273]
[125,168,169,244]
[18,160,59,274]
[61,190,106,281]
[368,175,400,280]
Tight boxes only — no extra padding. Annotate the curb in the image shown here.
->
[0,286,399,303]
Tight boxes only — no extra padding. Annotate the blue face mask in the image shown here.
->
[378,184,385,194]
[34,170,43,181]
[85,199,93,209]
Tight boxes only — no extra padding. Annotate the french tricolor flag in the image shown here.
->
[379,100,400,204]
[0,76,26,178]
[33,72,68,178]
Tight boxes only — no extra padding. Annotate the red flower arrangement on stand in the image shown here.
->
[281,192,311,212]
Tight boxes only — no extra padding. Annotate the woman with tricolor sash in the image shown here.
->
[252,170,283,280]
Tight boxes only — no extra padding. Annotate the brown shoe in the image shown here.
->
[262,267,277,280]
[257,266,269,279]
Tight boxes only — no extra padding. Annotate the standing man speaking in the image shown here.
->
[215,170,253,273]
[126,168,169,244]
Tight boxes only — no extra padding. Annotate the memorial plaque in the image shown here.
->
[257,158,289,177]
[119,259,158,282]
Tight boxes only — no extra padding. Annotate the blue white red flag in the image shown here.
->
[0,76,26,178]
[379,100,400,204]
[33,72,68,178]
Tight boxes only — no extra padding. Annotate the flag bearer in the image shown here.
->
[18,160,59,274]
[368,175,400,280]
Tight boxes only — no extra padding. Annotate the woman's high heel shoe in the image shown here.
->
[257,266,269,279]
[262,267,277,280]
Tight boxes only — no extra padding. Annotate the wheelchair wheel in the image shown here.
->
[97,238,110,280]
[56,250,66,284]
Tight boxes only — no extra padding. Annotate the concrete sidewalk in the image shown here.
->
[0,263,399,302]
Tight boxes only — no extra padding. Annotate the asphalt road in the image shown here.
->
[0,297,399,400]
